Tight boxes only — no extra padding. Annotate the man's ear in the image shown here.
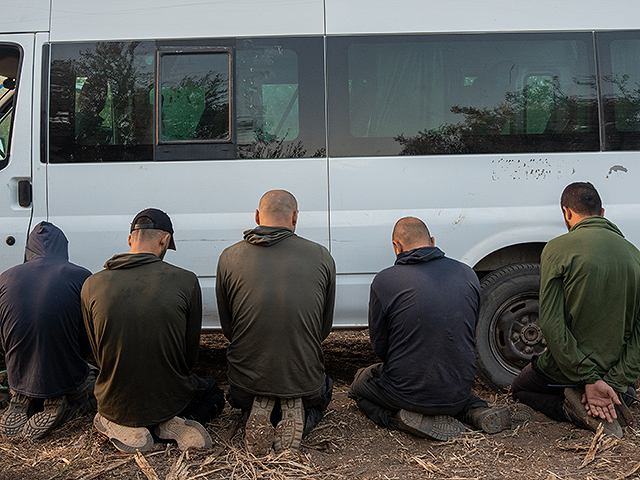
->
[562,206,573,222]
[127,234,132,247]
[292,210,299,228]
[255,209,261,226]
[392,239,403,256]
[430,236,435,247]
[600,208,605,217]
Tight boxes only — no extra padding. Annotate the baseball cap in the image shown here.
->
[130,208,176,250]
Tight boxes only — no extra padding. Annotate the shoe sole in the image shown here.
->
[93,413,154,453]
[0,395,31,439]
[246,396,276,457]
[478,404,535,434]
[274,397,304,453]
[23,396,76,440]
[396,410,466,441]
[154,417,212,450]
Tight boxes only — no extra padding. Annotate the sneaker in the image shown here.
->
[245,396,276,456]
[93,412,154,453]
[0,392,32,439]
[154,416,212,451]
[468,404,535,434]
[23,395,77,440]
[563,387,623,438]
[274,397,304,453]
[394,410,466,441]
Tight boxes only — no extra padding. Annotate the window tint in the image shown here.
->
[49,41,154,163]
[236,38,325,159]
[48,37,325,162]
[0,44,20,170]
[597,31,640,150]
[159,52,230,142]
[328,33,598,156]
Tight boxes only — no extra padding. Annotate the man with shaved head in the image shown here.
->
[349,217,533,440]
[216,190,336,456]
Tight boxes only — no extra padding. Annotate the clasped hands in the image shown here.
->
[581,379,621,423]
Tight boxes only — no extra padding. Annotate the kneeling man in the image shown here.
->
[82,209,224,452]
[349,217,533,440]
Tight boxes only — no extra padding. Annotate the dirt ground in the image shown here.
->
[2,331,640,480]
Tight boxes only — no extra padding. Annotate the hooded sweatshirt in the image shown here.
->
[216,226,336,397]
[81,253,202,426]
[0,221,92,398]
[368,246,480,408]
[536,216,640,391]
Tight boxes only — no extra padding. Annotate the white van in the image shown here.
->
[2,0,640,391]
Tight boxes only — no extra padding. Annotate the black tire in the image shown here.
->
[476,263,543,392]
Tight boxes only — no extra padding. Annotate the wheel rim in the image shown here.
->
[488,292,545,376]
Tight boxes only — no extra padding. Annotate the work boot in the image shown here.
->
[23,395,77,440]
[245,396,276,456]
[93,412,154,453]
[394,410,466,441]
[154,416,212,451]
[563,387,623,438]
[274,397,304,453]
[465,404,535,434]
[0,392,32,439]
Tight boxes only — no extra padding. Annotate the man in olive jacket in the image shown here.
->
[82,208,224,453]
[512,182,640,437]
[216,190,336,456]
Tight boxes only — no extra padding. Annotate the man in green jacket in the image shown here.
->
[216,190,336,456]
[82,208,224,453]
[512,182,640,437]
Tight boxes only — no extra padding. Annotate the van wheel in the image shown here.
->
[476,263,544,392]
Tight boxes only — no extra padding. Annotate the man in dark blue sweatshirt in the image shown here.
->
[349,217,533,440]
[0,222,95,440]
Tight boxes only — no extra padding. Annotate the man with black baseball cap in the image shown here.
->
[81,208,224,453]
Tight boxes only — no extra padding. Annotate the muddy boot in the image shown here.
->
[563,387,622,438]
[465,404,535,434]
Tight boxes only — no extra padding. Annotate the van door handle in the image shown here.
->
[17,180,32,207]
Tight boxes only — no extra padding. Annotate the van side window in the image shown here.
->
[327,32,599,156]
[597,31,640,151]
[159,52,230,142]
[0,45,20,170]
[49,41,155,163]
[48,37,325,162]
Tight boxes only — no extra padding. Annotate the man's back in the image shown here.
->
[0,222,91,398]
[537,216,640,389]
[216,226,336,397]
[369,246,480,407]
[82,252,202,427]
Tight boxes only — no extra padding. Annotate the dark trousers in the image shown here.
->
[348,363,487,430]
[227,375,333,437]
[178,376,226,426]
[511,360,567,422]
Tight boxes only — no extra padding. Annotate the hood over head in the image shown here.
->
[25,221,69,262]
[395,246,445,265]
[243,225,295,247]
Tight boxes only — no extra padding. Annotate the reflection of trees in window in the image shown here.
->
[75,42,153,146]
[161,71,229,141]
[605,74,640,131]
[395,78,595,155]
[237,126,325,158]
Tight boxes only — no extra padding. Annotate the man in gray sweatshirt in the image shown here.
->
[216,190,336,456]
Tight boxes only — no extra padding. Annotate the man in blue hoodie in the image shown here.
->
[349,217,533,440]
[0,222,95,440]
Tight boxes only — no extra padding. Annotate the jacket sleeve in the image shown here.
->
[80,281,100,368]
[321,254,336,340]
[185,276,202,369]
[368,283,389,363]
[215,255,234,341]
[538,250,600,384]
[603,313,640,391]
